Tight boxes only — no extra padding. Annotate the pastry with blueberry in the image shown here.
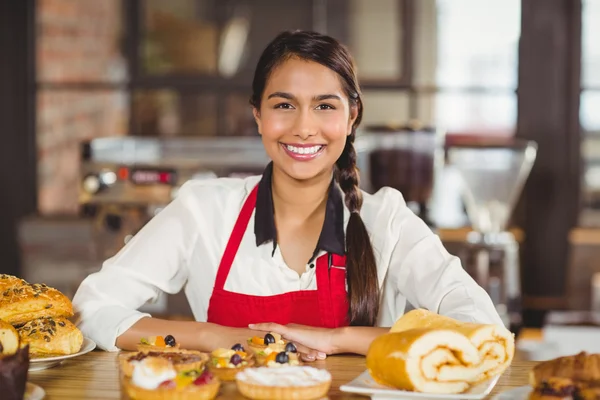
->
[137,335,180,353]
[247,332,291,364]
[207,343,254,381]
[121,356,220,400]
[261,342,301,368]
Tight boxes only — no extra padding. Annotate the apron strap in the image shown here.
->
[214,185,259,291]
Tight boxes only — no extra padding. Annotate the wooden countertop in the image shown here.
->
[29,350,536,399]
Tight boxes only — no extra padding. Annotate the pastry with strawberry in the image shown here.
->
[137,335,180,352]
[207,343,254,381]
[121,356,220,400]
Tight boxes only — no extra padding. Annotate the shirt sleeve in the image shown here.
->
[72,184,200,351]
[390,204,504,327]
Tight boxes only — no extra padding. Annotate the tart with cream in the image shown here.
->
[236,366,332,400]
[207,343,254,381]
[137,335,180,352]
[120,350,208,378]
[121,357,220,400]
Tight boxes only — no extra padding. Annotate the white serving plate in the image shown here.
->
[28,337,96,371]
[491,385,531,400]
[25,382,46,400]
[340,371,501,400]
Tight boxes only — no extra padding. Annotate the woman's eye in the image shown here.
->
[316,104,335,110]
[274,103,294,109]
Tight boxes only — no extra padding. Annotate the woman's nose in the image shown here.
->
[293,109,318,140]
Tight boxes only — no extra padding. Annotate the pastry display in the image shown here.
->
[121,356,220,400]
[137,335,181,352]
[391,309,515,382]
[528,352,600,400]
[367,328,482,394]
[0,345,29,400]
[236,366,332,400]
[15,316,83,357]
[0,274,73,325]
[0,319,19,355]
[207,344,254,381]
[120,350,209,378]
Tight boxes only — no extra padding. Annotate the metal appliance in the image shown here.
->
[447,140,538,332]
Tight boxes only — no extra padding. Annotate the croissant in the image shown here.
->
[529,352,600,387]
[0,274,73,325]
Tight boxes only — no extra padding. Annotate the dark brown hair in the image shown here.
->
[250,30,379,326]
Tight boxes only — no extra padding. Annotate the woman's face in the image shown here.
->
[254,58,358,182]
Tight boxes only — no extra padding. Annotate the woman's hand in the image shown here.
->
[249,323,338,362]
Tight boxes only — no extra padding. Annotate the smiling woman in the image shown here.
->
[72,30,503,361]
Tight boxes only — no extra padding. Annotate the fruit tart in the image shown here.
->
[247,332,291,365]
[207,343,255,381]
[121,356,220,400]
[261,342,301,368]
[137,335,180,352]
[120,349,208,378]
[236,366,332,400]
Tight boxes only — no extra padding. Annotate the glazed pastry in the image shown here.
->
[529,352,600,386]
[207,343,254,381]
[236,366,331,400]
[0,274,74,325]
[527,377,578,400]
[121,357,220,400]
[120,350,209,378]
[0,345,29,400]
[0,319,19,355]
[16,316,83,357]
[137,335,181,353]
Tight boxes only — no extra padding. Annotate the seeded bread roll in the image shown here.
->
[0,274,73,325]
[16,317,83,357]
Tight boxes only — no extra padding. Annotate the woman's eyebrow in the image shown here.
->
[266,92,341,101]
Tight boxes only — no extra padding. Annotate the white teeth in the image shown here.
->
[285,145,323,155]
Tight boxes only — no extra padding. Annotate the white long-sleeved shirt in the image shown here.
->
[72,171,503,351]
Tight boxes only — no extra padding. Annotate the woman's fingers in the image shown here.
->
[294,342,327,362]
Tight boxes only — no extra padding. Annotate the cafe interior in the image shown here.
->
[1,0,600,399]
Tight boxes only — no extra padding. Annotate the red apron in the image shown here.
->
[206,185,349,328]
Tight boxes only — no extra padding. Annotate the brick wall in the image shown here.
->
[37,0,128,215]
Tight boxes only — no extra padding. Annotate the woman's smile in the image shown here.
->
[279,143,326,161]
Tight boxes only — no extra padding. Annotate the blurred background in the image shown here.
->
[0,0,599,352]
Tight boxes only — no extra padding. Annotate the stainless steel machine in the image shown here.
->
[446,139,538,332]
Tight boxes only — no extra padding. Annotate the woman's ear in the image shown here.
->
[253,107,262,135]
[347,105,359,136]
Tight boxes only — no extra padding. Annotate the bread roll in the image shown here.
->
[0,274,73,325]
[0,319,19,355]
[16,317,83,357]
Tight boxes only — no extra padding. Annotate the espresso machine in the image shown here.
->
[446,140,538,332]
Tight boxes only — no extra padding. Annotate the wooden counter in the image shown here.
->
[29,350,536,399]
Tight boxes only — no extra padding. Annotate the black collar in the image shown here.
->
[254,163,345,259]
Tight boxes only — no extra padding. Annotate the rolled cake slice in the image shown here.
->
[0,319,19,355]
[367,329,481,394]
[391,309,515,382]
